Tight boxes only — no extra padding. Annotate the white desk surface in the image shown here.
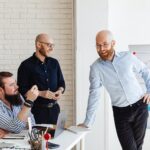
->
[0,128,89,150]
[0,139,30,149]
[51,130,88,150]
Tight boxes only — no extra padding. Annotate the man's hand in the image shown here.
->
[26,85,39,101]
[39,90,57,100]
[143,93,150,104]
[54,89,63,100]
[0,129,8,139]
[78,123,88,128]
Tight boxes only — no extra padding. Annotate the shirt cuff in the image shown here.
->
[83,119,93,128]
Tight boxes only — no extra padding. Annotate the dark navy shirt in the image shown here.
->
[17,53,65,105]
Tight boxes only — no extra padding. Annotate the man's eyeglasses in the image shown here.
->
[39,41,55,48]
[96,43,110,49]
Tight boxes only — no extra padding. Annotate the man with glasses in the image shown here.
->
[17,33,65,124]
[79,30,150,150]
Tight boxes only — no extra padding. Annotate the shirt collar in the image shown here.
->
[32,53,48,64]
[0,100,11,110]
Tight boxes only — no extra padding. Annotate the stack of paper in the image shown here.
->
[2,130,28,139]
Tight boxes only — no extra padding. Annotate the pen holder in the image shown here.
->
[29,137,46,150]
[29,140,41,150]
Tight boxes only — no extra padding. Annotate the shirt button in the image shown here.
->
[45,70,47,73]
[46,79,48,82]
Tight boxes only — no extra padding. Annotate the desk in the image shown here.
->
[0,139,30,149]
[51,129,88,150]
[0,128,89,150]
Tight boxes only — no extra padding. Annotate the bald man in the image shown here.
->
[17,33,65,124]
[79,30,150,150]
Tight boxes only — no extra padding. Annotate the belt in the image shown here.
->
[113,98,146,111]
[35,102,57,108]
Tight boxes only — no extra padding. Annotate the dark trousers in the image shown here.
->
[32,103,60,124]
[113,99,148,150]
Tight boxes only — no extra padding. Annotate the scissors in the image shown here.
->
[30,128,40,141]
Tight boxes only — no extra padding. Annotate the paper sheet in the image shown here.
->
[67,126,91,133]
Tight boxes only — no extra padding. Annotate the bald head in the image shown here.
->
[35,33,54,60]
[96,30,114,43]
[35,33,53,44]
[96,30,115,61]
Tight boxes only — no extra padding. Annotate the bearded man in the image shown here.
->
[79,30,150,150]
[0,72,38,138]
[17,33,65,124]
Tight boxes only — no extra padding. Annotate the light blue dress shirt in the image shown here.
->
[84,51,150,127]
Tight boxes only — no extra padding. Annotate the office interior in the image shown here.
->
[0,0,150,149]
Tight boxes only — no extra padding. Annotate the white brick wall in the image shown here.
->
[0,0,74,126]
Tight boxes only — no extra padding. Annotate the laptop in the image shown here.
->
[33,112,67,138]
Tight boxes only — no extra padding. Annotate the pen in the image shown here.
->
[44,127,49,134]
[28,117,32,134]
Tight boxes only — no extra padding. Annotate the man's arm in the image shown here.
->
[39,87,64,100]
[81,65,102,127]
[57,61,65,93]
[17,62,31,96]
[39,60,65,100]
[54,61,65,100]
[0,106,26,133]
[0,85,38,133]
[17,85,39,122]
[132,54,150,103]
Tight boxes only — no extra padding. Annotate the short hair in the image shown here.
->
[0,72,13,87]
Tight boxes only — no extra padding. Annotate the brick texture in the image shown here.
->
[0,0,74,126]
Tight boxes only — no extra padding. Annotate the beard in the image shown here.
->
[5,93,23,106]
[39,48,49,58]
[98,47,114,61]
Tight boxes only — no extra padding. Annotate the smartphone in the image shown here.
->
[48,142,60,149]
